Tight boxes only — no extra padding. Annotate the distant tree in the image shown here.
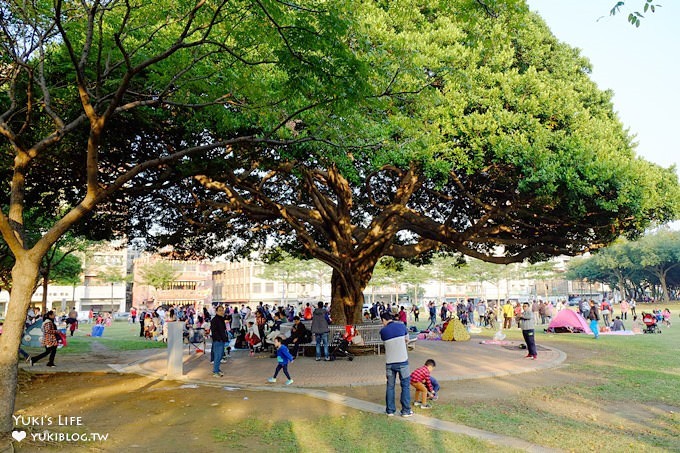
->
[459,259,505,301]
[298,260,333,301]
[98,265,132,312]
[139,262,179,292]
[258,252,308,305]
[566,241,637,299]
[630,230,680,303]
[366,258,404,305]
[400,263,432,308]
[522,261,559,299]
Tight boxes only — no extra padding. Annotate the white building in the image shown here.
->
[0,243,128,317]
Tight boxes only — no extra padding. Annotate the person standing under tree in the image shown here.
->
[380,312,413,417]
[502,300,514,329]
[411,304,420,323]
[311,301,331,361]
[519,303,537,360]
[210,305,228,377]
[29,310,58,367]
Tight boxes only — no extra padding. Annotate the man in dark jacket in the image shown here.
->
[210,306,228,377]
[284,316,308,357]
[311,302,331,361]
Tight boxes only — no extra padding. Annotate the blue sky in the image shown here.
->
[526,1,679,176]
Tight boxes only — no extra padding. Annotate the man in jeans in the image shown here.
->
[426,301,437,331]
[311,301,331,361]
[380,312,413,417]
[210,305,228,377]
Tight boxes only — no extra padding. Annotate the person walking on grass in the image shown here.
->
[426,301,437,331]
[268,336,294,385]
[588,300,600,339]
[29,311,58,367]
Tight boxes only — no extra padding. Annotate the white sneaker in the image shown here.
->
[267,377,276,383]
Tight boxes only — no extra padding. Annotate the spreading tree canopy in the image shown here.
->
[0,0,365,438]
[0,0,678,442]
[135,0,679,323]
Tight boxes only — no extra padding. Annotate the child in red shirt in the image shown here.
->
[410,359,436,409]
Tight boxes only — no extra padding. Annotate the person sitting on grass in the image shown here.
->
[410,358,436,409]
[268,336,294,385]
[611,316,625,332]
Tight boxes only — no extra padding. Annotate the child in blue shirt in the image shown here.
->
[268,336,294,385]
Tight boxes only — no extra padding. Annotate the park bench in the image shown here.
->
[278,321,374,355]
[272,319,416,356]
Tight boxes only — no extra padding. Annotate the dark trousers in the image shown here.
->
[522,329,537,357]
[273,363,291,380]
[283,338,300,357]
[32,346,57,365]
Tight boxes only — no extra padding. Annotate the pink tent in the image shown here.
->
[547,309,592,334]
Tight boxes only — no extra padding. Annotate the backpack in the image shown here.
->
[301,329,312,343]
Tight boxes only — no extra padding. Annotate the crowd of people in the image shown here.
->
[17,293,670,418]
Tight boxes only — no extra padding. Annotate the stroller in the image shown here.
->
[330,326,355,361]
[642,313,661,334]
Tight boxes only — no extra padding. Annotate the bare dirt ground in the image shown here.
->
[12,371,348,452]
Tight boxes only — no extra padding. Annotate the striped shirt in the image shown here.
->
[380,321,408,364]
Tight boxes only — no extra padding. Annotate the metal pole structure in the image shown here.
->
[166,322,183,379]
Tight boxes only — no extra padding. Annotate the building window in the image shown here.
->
[265,283,274,293]
[252,283,261,293]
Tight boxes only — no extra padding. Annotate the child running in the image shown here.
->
[268,336,294,385]
[410,358,436,409]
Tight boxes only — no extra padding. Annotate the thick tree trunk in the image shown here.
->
[658,271,670,304]
[329,269,368,325]
[0,258,40,442]
[618,281,627,301]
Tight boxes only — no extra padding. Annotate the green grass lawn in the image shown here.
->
[19,303,679,451]
[425,301,680,452]
[211,414,524,453]
[23,320,167,355]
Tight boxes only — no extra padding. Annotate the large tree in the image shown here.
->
[0,0,363,439]
[137,0,679,324]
